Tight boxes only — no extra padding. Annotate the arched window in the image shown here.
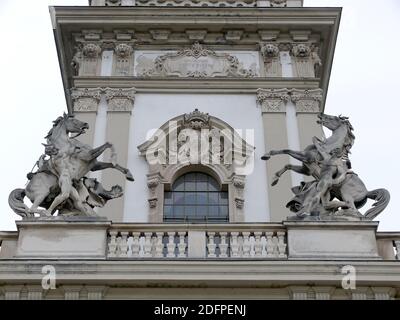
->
[164,172,229,223]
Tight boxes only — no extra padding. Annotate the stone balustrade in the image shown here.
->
[376,232,400,260]
[106,223,287,259]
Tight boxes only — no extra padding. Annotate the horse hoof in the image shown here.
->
[271,177,279,186]
[126,172,134,182]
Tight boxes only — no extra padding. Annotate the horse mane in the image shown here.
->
[44,116,64,139]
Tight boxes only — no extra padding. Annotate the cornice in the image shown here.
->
[72,77,321,93]
[0,260,399,287]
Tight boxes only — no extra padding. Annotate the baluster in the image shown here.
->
[118,232,129,258]
[131,232,140,258]
[272,235,279,257]
[207,232,216,258]
[254,232,262,258]
[395,240,400,260]
[261,234,267,257]
[277,231,287,258]
[144,232,153,258]
[230,232,240,257]
[107,231,118,258]
[219,232,228,258]
[155,232,165,258]
[265,232,274,258]
[167,232,176,257]
[177,232,186,258]
[242,232,251,257]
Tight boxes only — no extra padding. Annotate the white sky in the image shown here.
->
[0,0,399,231]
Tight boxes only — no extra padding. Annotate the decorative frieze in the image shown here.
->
[256,88,290,113]
[135,0,257,6]
[71,87,102,112]
[291,88,323,113]
[136,42,256,78]
[104,88,136,112]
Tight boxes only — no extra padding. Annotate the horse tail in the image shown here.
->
[8,188,30,218]
[364,188,390,220]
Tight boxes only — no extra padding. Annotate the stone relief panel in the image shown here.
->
[134,43,259,78]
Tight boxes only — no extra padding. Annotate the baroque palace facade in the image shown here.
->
[0,0,399,300]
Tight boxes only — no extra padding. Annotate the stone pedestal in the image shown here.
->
[283,221,381,260]
[15,218,111,259]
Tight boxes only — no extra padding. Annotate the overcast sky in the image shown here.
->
[0,0,399,231]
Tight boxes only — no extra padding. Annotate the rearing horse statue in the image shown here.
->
[9,113,134,218]
[261,113,390,220]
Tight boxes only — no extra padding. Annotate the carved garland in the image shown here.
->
[138,42,256,78]
[135,0,256,7]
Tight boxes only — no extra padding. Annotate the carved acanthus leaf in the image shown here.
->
[71,87,102,112]
[256,88,290,113]
[104,88,136,112]
[291,89,323,113]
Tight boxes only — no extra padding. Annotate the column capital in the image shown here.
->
[71,87,102,112]
[290,88,323,113]
[104,87,136,112]
[256,88,290,113]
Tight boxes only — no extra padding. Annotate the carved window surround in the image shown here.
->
[137,109,255,223]
[71,87,136,113]
[256,88,323,113]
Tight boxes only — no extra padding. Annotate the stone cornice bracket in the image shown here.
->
[256,88,290,113]
[290,88,323,113]
[70,87,102,112]
[149,29,171,41]
[114,43,134,58]
[290,43,322,77]
[104,87,136,112]
[259,42,281,77]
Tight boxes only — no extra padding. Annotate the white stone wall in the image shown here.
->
[123,93,270,222]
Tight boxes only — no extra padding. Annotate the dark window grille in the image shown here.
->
[164,172,229,223]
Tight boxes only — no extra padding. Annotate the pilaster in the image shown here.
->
[257,88,293,222]
[99,88,136,222]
